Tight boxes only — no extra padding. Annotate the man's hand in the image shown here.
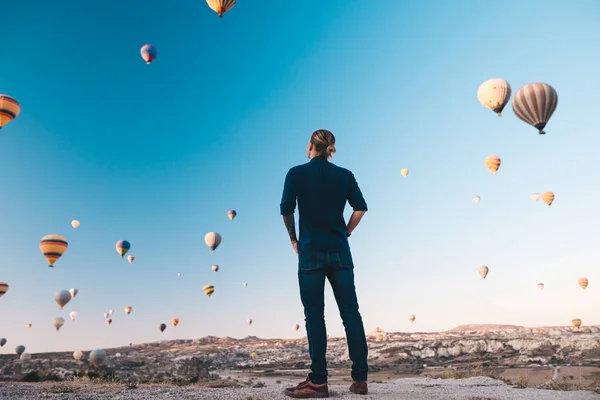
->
[291,240,299,255]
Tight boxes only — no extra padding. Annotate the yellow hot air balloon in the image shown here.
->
[408,315,416,323]
[40,234,68,268]
[572,318,582,328]
[477,265,489,279]
[484,156,501,175]
[73,351,83,361]
[531,193,540,202]
[203,284,215,298]
[0,282,8,298]
[477,78,511,116]
[473,196,480,204]
[172,317,179,327]
[578,277,589,290]
[541,192,555,206]
[537,283,544,291]
[0,95,21,129]
[206,0,235,18]
[250,351,257,359]
[400,168,409,178]
[205,232,222,253]
[125,306,132,315]
[512,83,558,135]
[71,220,80,228]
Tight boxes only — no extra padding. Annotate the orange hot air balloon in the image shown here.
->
[172,318,179,327]
[125,306,132,315]
[206,0,236,18]
[40,235,68,267]
[541,192,555,206]
[0,95,21,129]
[578,277,589,290]
[484,156,501,175]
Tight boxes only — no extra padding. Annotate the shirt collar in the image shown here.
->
[310,155,328,163]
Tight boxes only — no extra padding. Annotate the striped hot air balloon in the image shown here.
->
[172,317,179,327]
[477,78,511,116]
[541,192,555,206]
[140,44,157,64]
[484,156,501,175]
[578,277,589,290]
[572,318,582,328]
[0,95,21,129]
[116,240,131,258]
[512,83,558,135]
[40,235,68,267]
[0,282,8,298]
[203,284,215,298]
[206,0,236,18]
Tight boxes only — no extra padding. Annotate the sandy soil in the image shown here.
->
[1,377,599,399]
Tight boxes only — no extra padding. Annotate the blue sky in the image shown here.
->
[0,0,599,353]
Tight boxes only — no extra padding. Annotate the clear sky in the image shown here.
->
[0,0,599,354]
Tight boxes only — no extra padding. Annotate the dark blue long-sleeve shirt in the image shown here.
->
[280,155,368,253]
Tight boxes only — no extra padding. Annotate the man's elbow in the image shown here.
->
[353,209,367,216]
[280,204,295,216]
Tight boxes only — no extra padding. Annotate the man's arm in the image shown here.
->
[347,172,368,235]
[280,169,299,250]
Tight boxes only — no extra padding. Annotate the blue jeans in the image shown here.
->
[298,250,368,384]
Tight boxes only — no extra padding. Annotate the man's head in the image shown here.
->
[308,129,336,159]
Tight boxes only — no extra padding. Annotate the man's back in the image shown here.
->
[280,155,368,253]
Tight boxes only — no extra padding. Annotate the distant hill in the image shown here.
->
[447,324,524,332]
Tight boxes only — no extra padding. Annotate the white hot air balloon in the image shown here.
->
[473,196,481,204]
[69,311,78,321]
[73,351,83,361]
[477,78,512,116]
[69,288,78,298]
[531,193,540,202]
[52,317,65,331]
[71,220,80,228]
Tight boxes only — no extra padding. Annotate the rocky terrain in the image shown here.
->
[0,324,599,387]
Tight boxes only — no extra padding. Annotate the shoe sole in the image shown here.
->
[284,389,330,398]
[350,388,368,395]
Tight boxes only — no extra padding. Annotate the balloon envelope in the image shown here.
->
[408,315,416,323]
[54,290,72,309]
[69,288,78,298]
[40,235,68,267]
[127,255,135,264]
[0,95,21,129]
[71,220,80,228]
[512,82,558,135]
[473,196,480,204]
[0,338,6,347]
[69,311,78,320]
[227,210,237,220]
[172,318,179,327]
[212,265,219,272]
[15,345,25,356]
[484,156,501,175]
[578,278,589,290]
[160,323,166,332]
[541,192,555,206]
[477,266,489,279]
[206,0,236,17]
[0,282,8,298]
[52,317,65,331]
[477,78,511,116]
[140,44,157,64]
[400,168,409,178]
[116,240,131,258]
[73,351,83,361]
[531,193,540,202]
[204,232,222,252]
[89,349,106,367]
[203,284,215,297]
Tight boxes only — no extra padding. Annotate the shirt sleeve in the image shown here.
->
[348,172,368,211]
[280,168,297,215]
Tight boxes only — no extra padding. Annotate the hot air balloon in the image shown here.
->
[125,306,132,315]
[26,324,32,329]
[116,240,131,258]
[140,44,157,64]
[478,266,489,279]
[531,193,540,202]
[408,315,416,323]
[243,282,247,287]
[0,282,8,298]
[109,309,114,315]
[578,278,589,290]
[484,156,501,175]
[205,232,222,253]
[127,255,135,264]
[71,220,80,228]
[247,319,253,325]
[53,317,65,331]
[294,324,300,331]
[537,283,544,291]
[572,319,582,328]
[69,311,78,321]
[106,318,112,326]
[473,196,480,204]
[0,95,21,129]
[172,317,179,327]
[159,323,166,333]
[73,351,83,361]
[400,168,409,178]
[128,342,133,347]
[103,312,109,319]
[69,288,78,298]
[54,290,72,309]
[0,338,6,347]
[20,353,31,361]
[203,284,215,298]
[477,78,511,116]
[40,234,68,267]
[250,351,257,359]
[206,0,235,18]
[512,83,558,135]
[89,349,106,367]
[227,210,237,220]
[15,345,25,356]
[177,272,181,277]
[212,265,219,272]
[542,192,555,206]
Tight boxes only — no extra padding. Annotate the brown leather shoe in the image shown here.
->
[350,381,368,395]
[284,377,329,398]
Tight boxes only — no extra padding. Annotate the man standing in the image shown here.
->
[280,129,369,398]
